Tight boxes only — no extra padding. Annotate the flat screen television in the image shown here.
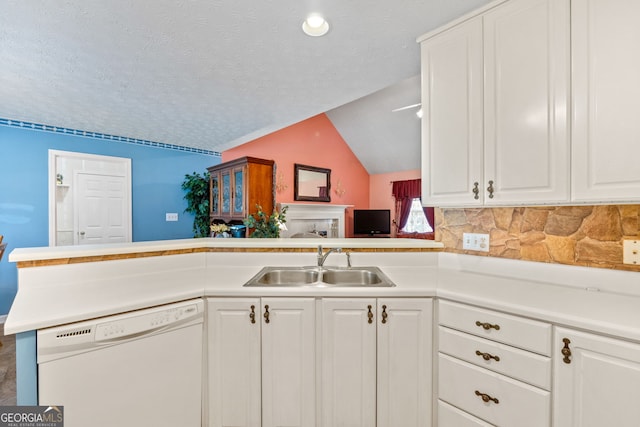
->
[353,209,391,236]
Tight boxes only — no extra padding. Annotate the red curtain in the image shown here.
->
[391,179,421,230]
[391,179,434,233]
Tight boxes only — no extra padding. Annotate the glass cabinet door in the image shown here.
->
[210,174,220,215]
[221,170,231,214]
[233,167,245,216]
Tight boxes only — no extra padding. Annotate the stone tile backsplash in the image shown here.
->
[435,205,640,272]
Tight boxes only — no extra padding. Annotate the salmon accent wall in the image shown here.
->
[222,114,370,236]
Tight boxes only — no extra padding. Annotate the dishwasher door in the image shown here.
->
[37,299,204,427]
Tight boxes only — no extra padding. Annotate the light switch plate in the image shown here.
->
[166,213,178,222]
[623,239,640,265]
[463,233,490,252]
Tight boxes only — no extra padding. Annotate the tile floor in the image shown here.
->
[0,323,17,405]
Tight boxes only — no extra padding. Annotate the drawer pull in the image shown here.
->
[475,350,500,362]
[381,305,388,324]
[367,305,373,324]
[249,305,256,324]
[476,321,501,331]
[475,390,499,404]
[561,338,572,364]
[264,305,270,324]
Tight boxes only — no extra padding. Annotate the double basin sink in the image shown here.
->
[244,266,395,287]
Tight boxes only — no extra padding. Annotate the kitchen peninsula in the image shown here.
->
[5,237,640,427]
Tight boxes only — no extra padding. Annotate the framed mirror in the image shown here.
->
[294,163,331,202]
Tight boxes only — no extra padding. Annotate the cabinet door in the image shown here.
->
[231,166,246,219]
[571,0,640,202]
[377,299,433,427]
[220,169,232,215]
[207,298,261,427]
[554,327,640,427]
[210,172,220,217]
[484,0,570,204]
[420,17,484,206]
[261,298,315,427]
[321,298,377,427]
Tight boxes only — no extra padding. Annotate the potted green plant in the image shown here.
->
[244,205,288,238]
[181,171,210,238]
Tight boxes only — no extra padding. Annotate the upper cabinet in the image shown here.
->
[571,0,640,202]
[421,0,640,207]
[420,17,484,206]
[420,0,570,207]
[208,156,275,224]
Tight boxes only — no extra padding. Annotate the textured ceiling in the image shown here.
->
[1,0,489,173]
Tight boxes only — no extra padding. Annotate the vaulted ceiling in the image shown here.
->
[1,0,490,174]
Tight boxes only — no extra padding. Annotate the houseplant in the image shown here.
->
[244,205,287,238]
[181,171,210,238]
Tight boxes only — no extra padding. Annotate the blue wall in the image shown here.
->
[0,122,220,315]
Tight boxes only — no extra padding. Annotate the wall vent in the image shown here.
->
[56,328,92,339]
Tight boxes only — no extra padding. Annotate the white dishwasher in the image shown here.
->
[37,298,204,427]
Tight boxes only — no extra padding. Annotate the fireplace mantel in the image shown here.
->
[280,203,351,238]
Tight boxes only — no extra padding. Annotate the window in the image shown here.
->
[401,198,433,233]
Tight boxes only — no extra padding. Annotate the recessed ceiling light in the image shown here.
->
[302,14,329,37]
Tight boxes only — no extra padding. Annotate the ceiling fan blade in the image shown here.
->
[391,103,422,112]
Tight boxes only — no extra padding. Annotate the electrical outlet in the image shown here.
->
[463,233,490,252]
[623,239,640,265]
[165,213,178,222]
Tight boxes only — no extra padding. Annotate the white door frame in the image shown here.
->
[48,150,132,246]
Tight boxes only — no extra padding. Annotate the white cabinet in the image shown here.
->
[437,301,551,426]
[420,0,570,206]
[321,298,433,427]
[571,0,640,202]
[553,327,640,427]
[207,298,315,427]
[420,17,484,206]
[483,0,570,205]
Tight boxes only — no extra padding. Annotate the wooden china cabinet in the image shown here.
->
[207,157,275,226]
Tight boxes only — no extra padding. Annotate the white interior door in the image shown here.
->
[75,172,129,244]
[49,150,132,246]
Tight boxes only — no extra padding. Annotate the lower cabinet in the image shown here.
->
[437,300,552,427]
[553,327,640,427]
[321,298,433,427]
[207,297,315,427]
[208,297,433,427]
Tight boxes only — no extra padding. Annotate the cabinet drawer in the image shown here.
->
[439,326,551,390]
[438,353,550,427]
[438,300,551,355]
[438,400,494,427]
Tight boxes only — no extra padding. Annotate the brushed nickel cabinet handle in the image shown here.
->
[475,350,500,362]
[472,182,480,200]
[264,305,270,324]
[487,180,495,199]
[476,321,500,331]
[249,305,256,324]
[561,338,572,364]
[475,390,499,404]
[381,305,388,324]
[367,305,373,324]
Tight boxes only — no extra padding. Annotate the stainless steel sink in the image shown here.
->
[321,268,384,285]
[244,266,395,287]
[253,267,319,286]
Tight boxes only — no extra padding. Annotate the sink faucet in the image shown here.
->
[317,245,342,267]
